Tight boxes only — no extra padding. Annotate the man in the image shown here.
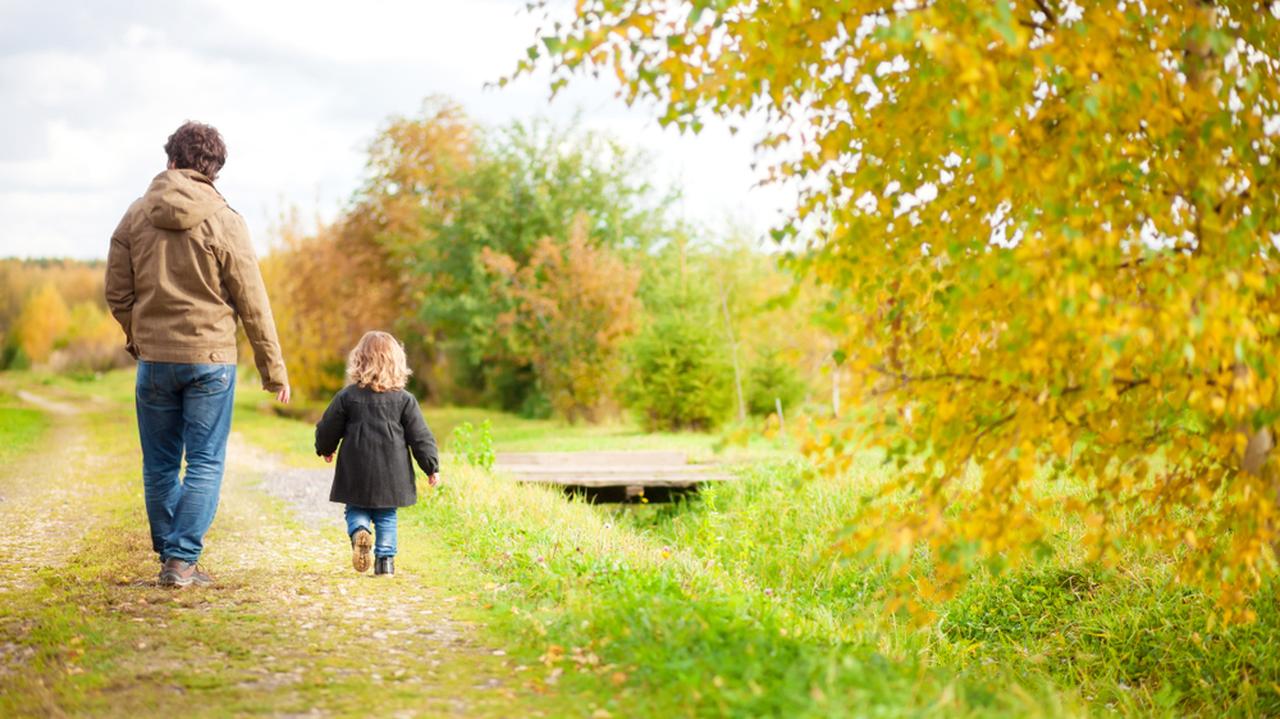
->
[105,121,290,587]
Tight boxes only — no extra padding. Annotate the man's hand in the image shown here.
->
[273,384,291,404]
[324,454,334,464]
[428,473,441,487]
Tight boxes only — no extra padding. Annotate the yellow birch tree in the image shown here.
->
[525,1,1280,616]
[15,282,71,365]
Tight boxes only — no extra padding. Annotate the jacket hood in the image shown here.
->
[143,169,226,230]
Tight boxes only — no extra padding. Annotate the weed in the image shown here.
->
[449,419,496,471]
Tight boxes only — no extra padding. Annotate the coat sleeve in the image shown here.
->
[401,392,439,476]
[315,392,347,457]
[104,214,138,358]
[216,209,289,391]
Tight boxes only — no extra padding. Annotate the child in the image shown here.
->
[315,331,440,576]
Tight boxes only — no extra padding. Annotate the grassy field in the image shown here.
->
[238,392,786,463]
[3,368,1277,717]
[227,371,1280,717]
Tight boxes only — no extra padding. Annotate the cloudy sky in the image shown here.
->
[0,0,791,260]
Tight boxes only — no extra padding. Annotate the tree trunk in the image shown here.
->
[1234,363,1273,476]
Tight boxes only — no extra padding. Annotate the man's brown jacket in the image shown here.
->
[105,169,287,391]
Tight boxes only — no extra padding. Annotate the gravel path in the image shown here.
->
[0,386,534,716]
[236,436,343,528]
[217,435,520,714]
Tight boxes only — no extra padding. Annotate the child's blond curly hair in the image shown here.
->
[346,331,411,392]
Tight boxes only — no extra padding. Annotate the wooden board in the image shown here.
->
[498,465,726,476]
[492,450,735,495]
[507,477,728,488]
[499,472,734,488]
[495,450,688,467]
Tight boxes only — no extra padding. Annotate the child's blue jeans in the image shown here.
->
[345,505,397,557]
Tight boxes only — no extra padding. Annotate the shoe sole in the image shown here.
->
[353,530,373,573]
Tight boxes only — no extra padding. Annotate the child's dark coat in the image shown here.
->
[315,385,438,508]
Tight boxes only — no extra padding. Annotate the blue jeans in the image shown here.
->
[136,361,236,563]
[345,506,398,558]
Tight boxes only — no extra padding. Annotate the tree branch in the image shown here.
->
[873,365,1148,396]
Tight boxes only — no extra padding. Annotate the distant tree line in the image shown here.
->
[261,97,830,429]
[0,259,129,373]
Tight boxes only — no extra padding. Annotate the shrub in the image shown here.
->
[480,215,641,423]
[745,349,807,417]
[624,312,732,431]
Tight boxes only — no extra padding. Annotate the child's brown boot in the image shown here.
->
[351,528,373,573]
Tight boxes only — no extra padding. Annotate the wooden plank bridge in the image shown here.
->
[493,450,734,503]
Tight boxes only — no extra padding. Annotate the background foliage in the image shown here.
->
[0,260,128,373]
[481,214,641,423]
[260,97,828,428]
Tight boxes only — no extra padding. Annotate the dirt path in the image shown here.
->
[0,385,552,718]
[0,390,116,594]
[238,436,341,527]
[218,434,510,710]
[14,389,81,416]
[0,386,129,710]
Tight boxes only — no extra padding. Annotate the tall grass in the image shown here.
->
[402,450,1278,717]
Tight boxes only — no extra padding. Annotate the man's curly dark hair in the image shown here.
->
[164,121,227,181]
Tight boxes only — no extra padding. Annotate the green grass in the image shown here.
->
[626,470,1280,715]
[0,391,50,466]
[425,406,734,457]
[232,385,319,468]
[236,380,791,467]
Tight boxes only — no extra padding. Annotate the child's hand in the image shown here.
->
[428,473,440,487]
[324,454,334,463]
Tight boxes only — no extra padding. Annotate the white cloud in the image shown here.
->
[0,0,791,259]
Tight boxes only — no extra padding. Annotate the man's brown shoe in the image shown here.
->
[352,528,373,573]
[159,559,214,587]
